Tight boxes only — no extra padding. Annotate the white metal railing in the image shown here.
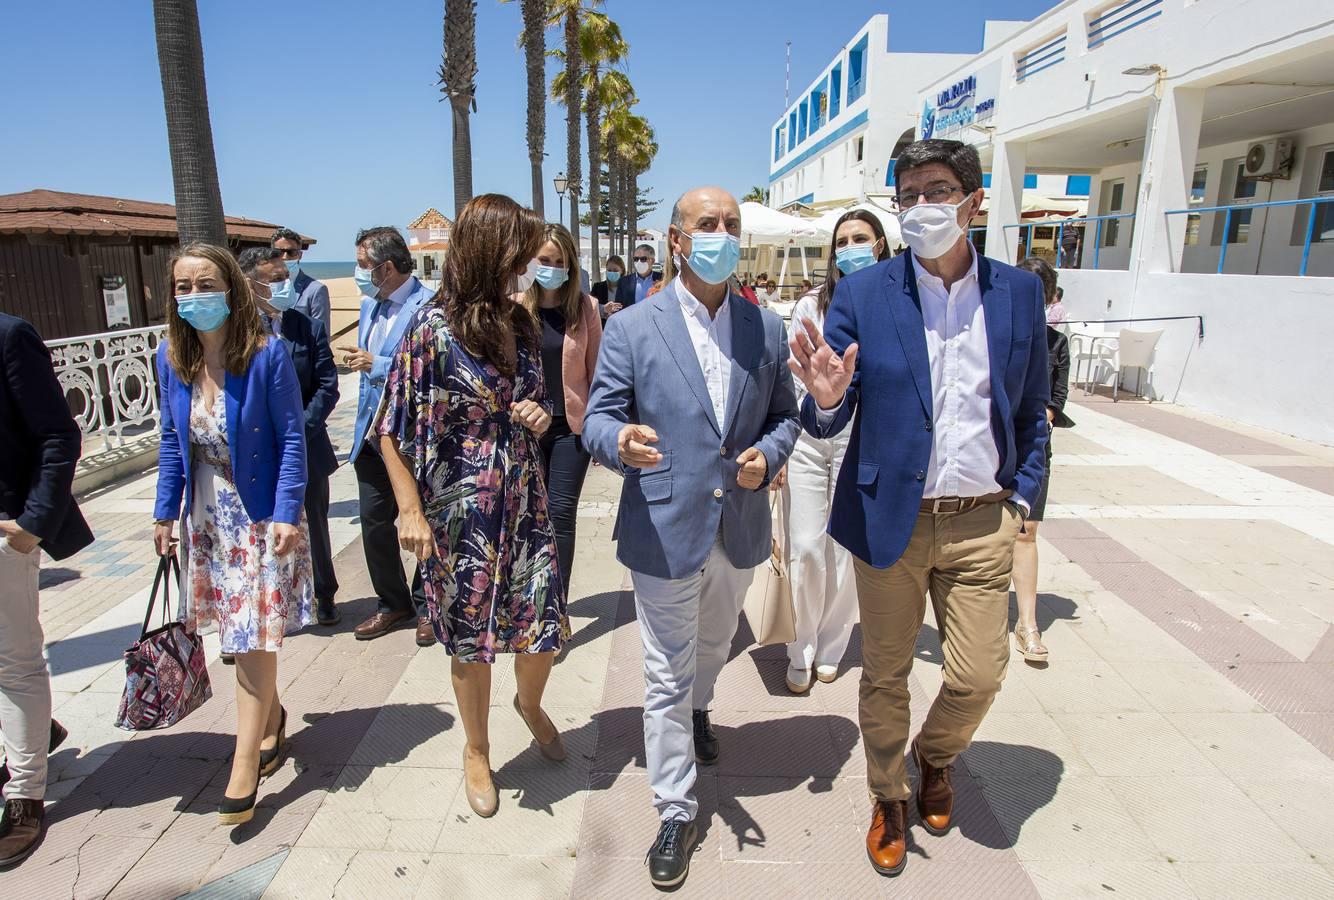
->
[46,326,166,452]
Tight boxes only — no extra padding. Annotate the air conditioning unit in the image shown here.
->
[1244,138,1294,179]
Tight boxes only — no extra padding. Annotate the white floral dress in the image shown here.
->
[181,389,313,652]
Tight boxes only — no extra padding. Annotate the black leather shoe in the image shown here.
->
[645,818,698,889]
[692,709,719,766]
[218,789,257,826]
[259,707,287,777]
[0,720,66,791]
[0,799,45,868]
[316,599,341,627]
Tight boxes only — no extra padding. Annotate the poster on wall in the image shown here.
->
[920,60,1001,141]
[101,275,132,329]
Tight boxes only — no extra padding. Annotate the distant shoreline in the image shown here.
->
[298,261,356,281]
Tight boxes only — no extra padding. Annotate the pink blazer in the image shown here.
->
[560,293,603,434]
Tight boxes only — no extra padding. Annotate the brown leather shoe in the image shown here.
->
[415,616,436,647]
[912,738,955,836]
[0,799,45,868]
[354,609,412,641]
[866,799,908,877]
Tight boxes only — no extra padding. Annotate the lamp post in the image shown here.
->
[553,173,568,225]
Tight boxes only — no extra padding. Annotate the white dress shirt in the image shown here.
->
[676,278,732,428]
[365,276,417,356]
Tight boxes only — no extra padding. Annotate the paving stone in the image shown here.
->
[1175,863,1334,899]
[1024,861,1194,899]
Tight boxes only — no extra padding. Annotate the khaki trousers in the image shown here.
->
[854,500,1022,801]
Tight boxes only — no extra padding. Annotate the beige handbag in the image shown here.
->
[743,488,796,646]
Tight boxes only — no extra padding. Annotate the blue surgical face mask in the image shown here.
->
[266,278,297,312]
[606,270,622,284]
[354,261,386,299]
[176,291,230,333]
[535,265,569,291]
[682,231,741,285]
[835,243,879,275]
[285,258,301,279]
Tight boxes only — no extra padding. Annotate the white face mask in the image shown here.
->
[897,196,973,260]
[634,260,652,277]
[513,257,541,293]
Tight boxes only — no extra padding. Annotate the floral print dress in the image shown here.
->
[181,389,313,653]
[374,307,569,662]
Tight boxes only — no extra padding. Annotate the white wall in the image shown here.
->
[1058,268,1334,445]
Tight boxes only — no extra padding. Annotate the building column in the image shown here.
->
[985,140,1027,264]
[1131,85,1205,275]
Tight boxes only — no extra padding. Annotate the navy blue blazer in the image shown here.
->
[154,338,308,525]
[292,271,331,329]
[801,253,1049,569]
[0,314,93,561]
[274,310,339,480]
[615,270,661,306]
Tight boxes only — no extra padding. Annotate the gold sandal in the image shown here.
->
[1014,625,1049,663]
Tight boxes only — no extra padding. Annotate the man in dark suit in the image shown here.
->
[790,139,1048,879]
[606,243,662,315]
[239,248,342,625]
[0,313,93,867]
[271,227,332,329]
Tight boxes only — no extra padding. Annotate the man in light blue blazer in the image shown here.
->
[336,227,433,642]
[271,227,331,329]
[583,187,800,889]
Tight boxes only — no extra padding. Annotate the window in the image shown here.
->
[1023,174,1038,190]
[1102,179,1126,247]
[809,78,827,133]
[1185,165,1207,246]
[1065,175,1091,196]
[830,63,843,119]
[854,136,864,163]
[1226,162,1258,244]
[848,36,868,104]
[788,112,797,152]
[982,173,992,189]
[1315,149,1334,243]
[1015,30,1067,83]
[798,104,808,144]
[774,126,784,162]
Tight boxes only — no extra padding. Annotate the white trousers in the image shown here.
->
[632,535,754,822]
[0,538,49,802]
[785,430,858,671]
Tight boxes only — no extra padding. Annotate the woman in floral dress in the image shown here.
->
[375,194,569,818]
[153,243,312,827]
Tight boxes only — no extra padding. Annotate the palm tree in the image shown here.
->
[439,0,478,218]
[602,96,640,256]
[502,0,547,216]
[578,13,627,283]
[623,114,657,257]
[548,0,601,241]
[152,0,225,246]
[742,186,769,205]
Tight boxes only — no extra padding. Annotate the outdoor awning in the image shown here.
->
[740,202,829,243]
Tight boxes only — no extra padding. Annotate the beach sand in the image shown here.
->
[324,276,361,342]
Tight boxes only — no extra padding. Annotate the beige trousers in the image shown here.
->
[853,500,1022,801]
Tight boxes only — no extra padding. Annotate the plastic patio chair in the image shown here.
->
[1068,324,1117,394]
[1100,329,1163,401]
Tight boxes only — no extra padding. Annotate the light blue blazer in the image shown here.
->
[154,339,307,525]
[583,280,801,580]
[349,276,434,463]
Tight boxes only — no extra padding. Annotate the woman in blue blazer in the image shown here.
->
[153,243,312,827]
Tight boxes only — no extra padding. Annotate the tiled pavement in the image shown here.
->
[3,379,1334,898]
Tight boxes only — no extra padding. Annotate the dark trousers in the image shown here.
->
[538,416,592,595]
[305,471,338,601]
[353,449,426,617]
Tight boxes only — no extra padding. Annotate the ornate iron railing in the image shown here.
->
[45,326,166,452]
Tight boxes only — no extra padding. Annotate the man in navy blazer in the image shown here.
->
[0,313,92,866]
[240,248,342,625]
[337,228,432,643]
[790,140,1048,878]
[584,187,800,888]
[271,227,331,329]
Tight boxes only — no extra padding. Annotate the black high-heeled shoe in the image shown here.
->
[218,787,257,826]
[259,706,287,778]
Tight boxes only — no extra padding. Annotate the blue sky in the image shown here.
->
[1,0,1056,261]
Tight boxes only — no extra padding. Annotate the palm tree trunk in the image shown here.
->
[441,0,478,218]
[563,14,582,242]
[152,0,226,246]
[585,69,602,283]
[629,167,641,262]
[450,98,473,218]
[520,0,545,217]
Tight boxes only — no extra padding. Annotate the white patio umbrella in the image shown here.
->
[811,202,904,250]
[738,202,831,293]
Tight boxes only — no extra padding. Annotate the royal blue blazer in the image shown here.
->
[154,339,308,526]
[800,252,1049,569]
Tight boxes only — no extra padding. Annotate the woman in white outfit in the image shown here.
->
[781,210,893,693]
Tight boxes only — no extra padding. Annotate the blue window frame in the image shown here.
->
[886,158,897,187]
[809,78,827,134]
[1023,174,1038,189]
[774,126,783,162]
[848,35,868,104]
[830,64,842,119]
[1065,175,1091,196]
[983,174,992,189]
[798,104,808,144]
[788,111,797,152]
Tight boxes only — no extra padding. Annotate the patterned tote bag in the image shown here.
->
[115,554,212,730]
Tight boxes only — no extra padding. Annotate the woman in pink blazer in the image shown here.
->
[518,223,602,594]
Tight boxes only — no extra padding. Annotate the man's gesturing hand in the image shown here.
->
[736,447,768,491]
[787,317,859,410]
[617,424,663,469]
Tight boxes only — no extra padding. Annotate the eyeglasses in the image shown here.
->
[633,256,652,263]
[893,185,964,208]
[276,248,301,259]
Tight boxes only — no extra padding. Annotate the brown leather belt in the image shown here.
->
[919,490,1012,514]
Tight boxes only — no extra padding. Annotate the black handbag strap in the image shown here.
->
[140,553,182,639]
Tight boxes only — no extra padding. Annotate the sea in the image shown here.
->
[297,261,357,281]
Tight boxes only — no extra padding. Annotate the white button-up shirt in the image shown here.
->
[365,276,416,356]
[913,248,1003,500]
[676,278,732,428]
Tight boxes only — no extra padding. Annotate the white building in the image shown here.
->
[405,207,452,285]
[918,0,1334,444]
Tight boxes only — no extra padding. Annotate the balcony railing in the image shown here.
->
[1086,0,1163,51]
[1004,213,1136,269]
[46,325,166,452]
[1164,197,1334,275]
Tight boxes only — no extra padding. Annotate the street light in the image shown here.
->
[553,173,568,224]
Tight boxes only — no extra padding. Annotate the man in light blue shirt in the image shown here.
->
[615,243,662,307]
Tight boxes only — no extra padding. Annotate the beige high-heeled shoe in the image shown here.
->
[513,694,566,762]
[1014,625,1049,664]
[462,748,498,817]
